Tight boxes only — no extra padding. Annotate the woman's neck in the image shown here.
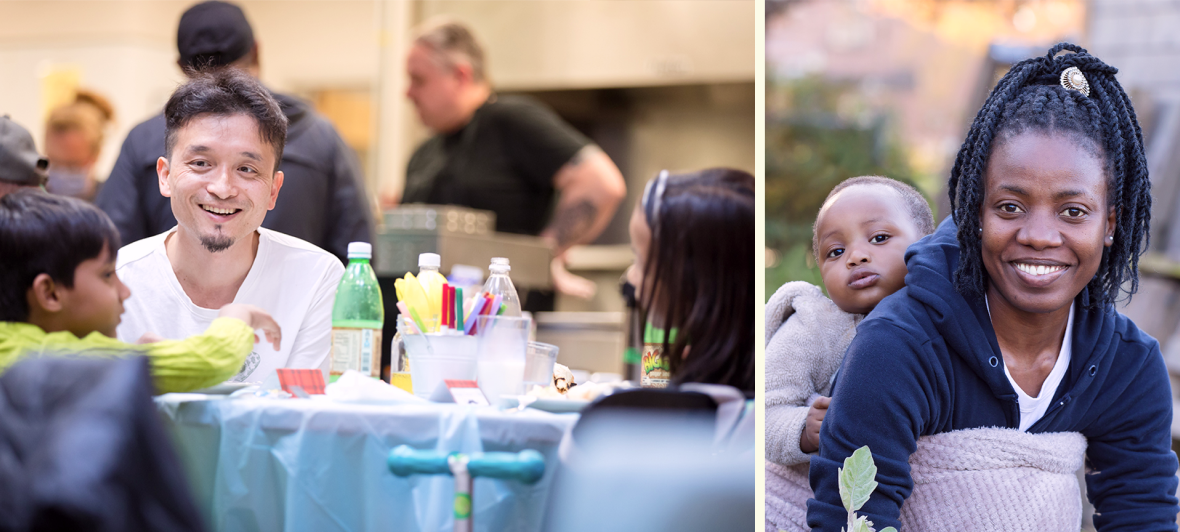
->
[986,287,1070,394]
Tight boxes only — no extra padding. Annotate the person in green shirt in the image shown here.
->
[0,190,281,393]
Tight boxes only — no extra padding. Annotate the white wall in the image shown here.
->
[0,0,753,195]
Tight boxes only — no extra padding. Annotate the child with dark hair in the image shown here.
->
[764,175,934,532]
[627,167,755,392]
[0,189,281,392]
[809,44,1177,531]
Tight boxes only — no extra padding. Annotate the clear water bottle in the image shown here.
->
[330,242,385,380]
[482,257,522,317]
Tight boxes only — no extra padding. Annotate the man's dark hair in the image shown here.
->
[811,175,936,259]
[163,67,287,169]
[0,190,121,322]
[947,42,1150,308]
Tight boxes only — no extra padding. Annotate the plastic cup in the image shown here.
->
[400,316,478,399]
[524,342,559,391]
[475,316,530,402]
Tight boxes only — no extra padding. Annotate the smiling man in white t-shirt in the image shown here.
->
[115,68,344,382]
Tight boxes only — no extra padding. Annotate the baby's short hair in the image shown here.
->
[0,190,120,321]
[812,175,935,259]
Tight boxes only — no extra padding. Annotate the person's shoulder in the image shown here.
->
[765,282,859,371]
[488,94,547,111]
[766,281,851,333]
[854,289,937,352]
[116,230,169,270]
[1104,305,1163,362]
[767,281,829,316]
[483,94,560,123]
[124,113,166,142]
[258,228,344,272]
[117,113,166,156]
[128,112,165,133]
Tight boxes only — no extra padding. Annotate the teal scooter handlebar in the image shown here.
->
[387,445,545,484]
[387,445,545,532]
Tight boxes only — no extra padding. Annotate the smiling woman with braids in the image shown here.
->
[808,44,1178,531]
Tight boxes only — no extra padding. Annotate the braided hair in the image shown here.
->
[948,42,1151,308]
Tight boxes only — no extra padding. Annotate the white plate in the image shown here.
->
[501,395,590,413]
[191,382,255,395]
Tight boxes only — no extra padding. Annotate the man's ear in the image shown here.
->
[268,170,284,210]
[28,273,64,313]
[453,62,475,86]
[157,156,173,198]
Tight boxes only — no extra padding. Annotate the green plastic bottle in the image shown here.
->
[330,242,385,380]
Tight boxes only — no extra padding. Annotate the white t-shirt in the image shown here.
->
[116,227,345,383]
[989,298,1075,432]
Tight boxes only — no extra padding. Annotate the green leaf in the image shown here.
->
[838,446,879,513]
[880,528,898,532]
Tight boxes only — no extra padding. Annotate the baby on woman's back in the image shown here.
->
[764,175,935,532]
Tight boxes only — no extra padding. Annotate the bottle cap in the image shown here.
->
[490,257,511,273]
[419,253,441,268]
[347,242,372,259]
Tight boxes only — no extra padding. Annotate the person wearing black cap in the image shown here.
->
[95,0,372,264]
[0,116,49,199]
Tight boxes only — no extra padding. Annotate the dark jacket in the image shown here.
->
[95,92,373,263]
[808,217,1179,531]
[0,356,204,532]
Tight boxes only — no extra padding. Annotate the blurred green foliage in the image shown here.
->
[765,76,926,300]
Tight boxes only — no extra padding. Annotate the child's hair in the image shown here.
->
[639,168,754,392]
[0,190,120,321]
[811,175,936,259]
[947,42,1150,308]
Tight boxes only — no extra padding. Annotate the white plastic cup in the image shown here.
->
[400,316,478,399]
[475,316,530,401]
[524,342,560,390]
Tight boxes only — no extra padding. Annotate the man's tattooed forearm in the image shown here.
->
[549,199,598,250]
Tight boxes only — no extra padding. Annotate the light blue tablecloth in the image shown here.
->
[155,395,578,532]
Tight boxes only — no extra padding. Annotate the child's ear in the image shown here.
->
[28,273,64,313]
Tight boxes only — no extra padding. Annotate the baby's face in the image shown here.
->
[815,184,923,314]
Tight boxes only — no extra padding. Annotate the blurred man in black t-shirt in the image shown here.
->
[401,20,626,306]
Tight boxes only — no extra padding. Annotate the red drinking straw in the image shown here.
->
[443,284,454,329]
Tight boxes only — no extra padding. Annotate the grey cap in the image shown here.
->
[0,116,48,186]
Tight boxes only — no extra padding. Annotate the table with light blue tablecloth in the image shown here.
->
[154,395,578,532]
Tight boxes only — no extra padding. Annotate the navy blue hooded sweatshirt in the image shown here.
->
[807,217,1179,531]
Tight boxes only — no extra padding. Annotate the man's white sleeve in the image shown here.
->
[286,259,344,377]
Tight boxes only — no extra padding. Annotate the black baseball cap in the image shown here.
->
[0,116,49,186]
[177,1,255,69]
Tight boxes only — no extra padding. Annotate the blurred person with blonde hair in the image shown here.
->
[96,0,372,264]
[402,19,626,307]
[44,90,114,201]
